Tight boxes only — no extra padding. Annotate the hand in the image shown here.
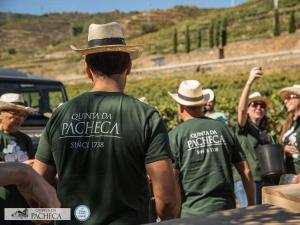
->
[283,145,298,156]
[260,130,270,144]
[297,174,300,184]
[23,159,35,167]
[247,67,262,85]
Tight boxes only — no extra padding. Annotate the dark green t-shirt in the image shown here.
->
[36,91,171,225]
[0,131,34,221]
[282,118,300,174]
[168,117,245,218]
[233,120,272,182]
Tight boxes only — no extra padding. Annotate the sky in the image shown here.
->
[0,0,248,15]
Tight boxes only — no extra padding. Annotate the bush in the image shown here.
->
[72,25,83,37]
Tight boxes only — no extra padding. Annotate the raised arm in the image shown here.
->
[146,159,181,220]
[234,160,255,206]
[0,162,60,208]
[238,67,262,127]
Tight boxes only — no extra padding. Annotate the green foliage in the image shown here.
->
[197,29,202,49]
[288,11,296,34]
[140,23,158,34]
[185,25,191,53]
[66,71,298,137]
[173,28,178,54]
[274,9,280,37]
[72,25,83,36]
[7,48,16,54]
[209,22,214,48]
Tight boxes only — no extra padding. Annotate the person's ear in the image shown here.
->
[125,60,132,75]
[179,104,184,113]
[85,63,94,81]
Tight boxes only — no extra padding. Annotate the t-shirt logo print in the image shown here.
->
[60,112,122,150]
[2,141,29,162]
[187,129,227,154]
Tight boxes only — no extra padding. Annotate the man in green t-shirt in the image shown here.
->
[168,80,255,218]
[0,93,35,224]
[33,22,180,225]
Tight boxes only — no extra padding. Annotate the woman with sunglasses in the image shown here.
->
[279,85,300,175]
[233,67,275,207]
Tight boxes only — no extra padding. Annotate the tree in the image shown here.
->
[72,25,83,37]
[221,17,228,48]
[197,29,202,49]
[185,25,191,53]
[215,21,221,48]
[289,11,296,34]
[219,17,228,59]
[274,8,280,36]
[173,28,178,54]
[209,22,214,48]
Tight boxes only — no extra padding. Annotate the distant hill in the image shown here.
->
[0,0,300,79]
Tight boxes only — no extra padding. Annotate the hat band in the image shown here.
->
[88,38,126,48]
[178,93,204,102]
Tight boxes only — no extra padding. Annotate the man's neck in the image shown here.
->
[90,74,125,93]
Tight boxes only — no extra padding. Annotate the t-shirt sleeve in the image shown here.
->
[144,111,172,164]
[168,130,180,170]
[35,128,55,166]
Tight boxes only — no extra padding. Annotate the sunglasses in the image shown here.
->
[284,94,299,101]
[249,102,266,109]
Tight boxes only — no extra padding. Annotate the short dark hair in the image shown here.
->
[85,52,130,76]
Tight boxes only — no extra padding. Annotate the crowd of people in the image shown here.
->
[0,21,300,225]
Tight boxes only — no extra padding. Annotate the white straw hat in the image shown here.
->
[202,88,215,102]
[168,80,209,106]
[248,92,272,107]
[279,84,300,97]
[0,93,34,112]
[70,22,143,60]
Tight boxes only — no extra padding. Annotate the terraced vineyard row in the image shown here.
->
[66,71,299,137]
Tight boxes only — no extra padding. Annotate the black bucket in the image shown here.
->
[256,144,286,178]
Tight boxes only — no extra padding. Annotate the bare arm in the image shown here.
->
[234,160,255,206]
[238,67,262,127]
[146,159,181,220]
[33,159,57,187]
[0,162,60,208]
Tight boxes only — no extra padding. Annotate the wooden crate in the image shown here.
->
[146,204,300,224]
[262,184,300,213]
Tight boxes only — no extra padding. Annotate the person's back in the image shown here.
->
[34,22,180,225]
[169,117,238,217]
[38,92,167,224]
[168,80,254,218]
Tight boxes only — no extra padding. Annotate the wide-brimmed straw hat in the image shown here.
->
[168,80,209,106]
[0,93,34,113]
[279,84,300,98]
[70,22,143,60]
[248,92,272,107]
[202,88,215,102]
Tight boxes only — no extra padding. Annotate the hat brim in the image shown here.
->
[70,44,143,60]
[0,101,35,113]
[202,89,214,102]
[248,96,273,108]
[168,92,208,106]
[279,87,300,98]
